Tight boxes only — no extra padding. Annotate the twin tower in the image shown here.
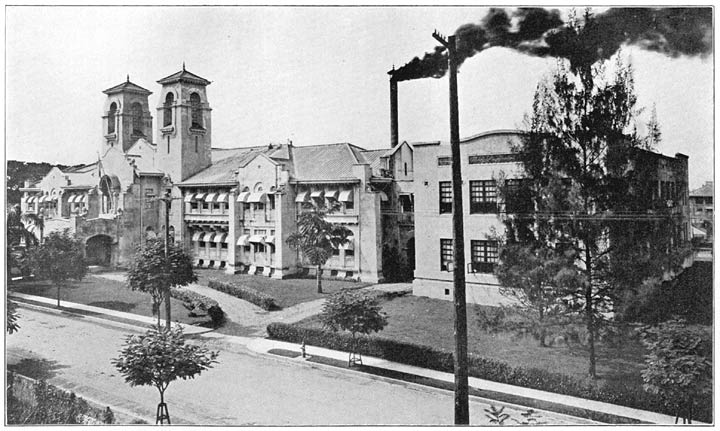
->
[100,65,212,183]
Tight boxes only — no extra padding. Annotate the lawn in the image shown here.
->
[295,295,648,388]
[9,276,209,326]
[195,269,371,308]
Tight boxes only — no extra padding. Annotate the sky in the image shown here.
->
[5,6,714,189]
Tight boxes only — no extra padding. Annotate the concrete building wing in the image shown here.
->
[291,143,364,181]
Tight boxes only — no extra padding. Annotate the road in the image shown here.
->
[7,306,593,425]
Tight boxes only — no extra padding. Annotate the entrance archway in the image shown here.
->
[86,235,113,266]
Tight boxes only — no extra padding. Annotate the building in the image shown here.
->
[20,68,415,282]
[410,129,692,305]
[689,181,713,242]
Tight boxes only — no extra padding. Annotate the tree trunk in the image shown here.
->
[165,287,171,330]
[316,264,322,294]
[585,249,596,378]
[56,283,61,308]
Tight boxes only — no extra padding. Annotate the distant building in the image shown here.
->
[20,68,415,282]
[410,129,692,305]
[689,181,713,242]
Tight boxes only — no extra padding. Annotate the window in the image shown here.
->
[166,135,170,154]
[345,200,354,210]
[332,249,340,256]
[195,136,198,153]
[212,203,220,211]
[202,202,209,210]
[131,102,143,135]
[345,249,355,260]
[221,243,228,250]
[163,93,174,127]
[254,243,265,253]
[190,202,198,211]
[268,195,275,210]
[469,180,497,213]
[440,239,453,271]
[256,203,265,212]
[470,240,498,273]
[399,195,413,213]
[404,162,408,176]
[199,241,206,248]
[107,102,117,134]
[190,93,203,129]
[439,181,452,214]
[438,157,451,166]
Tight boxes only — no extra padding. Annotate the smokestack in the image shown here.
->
[389,72,399,148]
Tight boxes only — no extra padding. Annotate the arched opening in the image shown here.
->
[86,235,113,266]
[190,93,203,129]
[163,93,174,127]
[131,102,144,136]
[108,102,117,134]
[99,175,120,214]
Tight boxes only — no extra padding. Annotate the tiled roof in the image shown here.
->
[291,143,364,181]
[180,147,275,185]
[358,149,387,176]
[691,182,713,197]
[103,79,152,95]
[157,67,211,86]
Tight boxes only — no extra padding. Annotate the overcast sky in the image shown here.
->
[5,6,713,188]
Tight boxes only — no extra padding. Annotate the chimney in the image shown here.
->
[389,71,399,148]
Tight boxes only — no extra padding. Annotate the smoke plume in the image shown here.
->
[390,7,712,82]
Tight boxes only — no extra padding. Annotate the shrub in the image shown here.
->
[169,288,225,328]
[207,279,279,311]
[266,322,712,422]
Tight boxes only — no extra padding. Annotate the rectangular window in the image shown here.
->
[256,203,265,212]
[202,202,209,210]
[199,241,206,248]
[212,203,220,210]
[255,243,265,253]
[439,181,452,214]
[440,238,453,271]
[470,240,498,273]
[268,195,275,210]
[221,243,228,249]
[438,157,451,166]
[345,200,354,210]
[243,245,251,253]
[190,202,198,211]
[243,229,251,235]
[469,180,497,213]
[332,249,340,256]
[345,249,354,257]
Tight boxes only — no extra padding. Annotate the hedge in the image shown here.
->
[266,322,711,423]
[170,288,225,328]
[207,279,279,311]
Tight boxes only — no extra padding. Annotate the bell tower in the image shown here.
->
[156,64,212,183]
[101,76,153,154]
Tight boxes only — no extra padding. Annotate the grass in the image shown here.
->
[9,276,209,326]
[295,295,648,389]
[195,269,371,308]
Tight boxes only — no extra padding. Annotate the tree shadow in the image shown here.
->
[86,301,136,313]
[7,357,70,381]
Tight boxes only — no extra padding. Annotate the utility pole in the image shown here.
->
[433,30,469,425]
[161,191,172,329]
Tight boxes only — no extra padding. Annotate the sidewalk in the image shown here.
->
[242,337,695,425]
[10,292,213,336]
[11,288,705,425]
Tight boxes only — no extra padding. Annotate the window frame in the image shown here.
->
[469,180,498,214]
[440,238,453,271]
[470,240,498,273]
[439,181,452,214]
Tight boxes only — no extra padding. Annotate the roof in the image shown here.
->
[180,146,277,185]
[291,143,365,182]
[691,181,713,197]
[157,66,211,86]
[358,149,386,176]
[103,78,152,95]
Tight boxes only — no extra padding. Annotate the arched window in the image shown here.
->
[108,102,117,134]
[100,176,115,214]
[131,102,143,135]
[163,93,174,127]
[190,93,202,129]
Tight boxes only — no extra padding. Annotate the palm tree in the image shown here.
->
[21,212,45,246]
[286,201,352,293]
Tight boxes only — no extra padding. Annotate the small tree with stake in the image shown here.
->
[26,229,87,307]
[112,324,218,424]
[286,201,352,294]
[126,238,197,327]
[321,290,388,366]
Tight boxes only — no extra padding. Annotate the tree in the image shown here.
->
[112,324,218,424]
[494,242,573,347]
[640,319,712,424]
[22,212,45,246]
[7,204,36,247]
[126,238,197,328]
[502,12,689,377]
[321,290,388,366]
[286,201,352,293]
[26,229,87,307]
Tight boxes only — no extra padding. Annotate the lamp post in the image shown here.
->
[433,30,469,425]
